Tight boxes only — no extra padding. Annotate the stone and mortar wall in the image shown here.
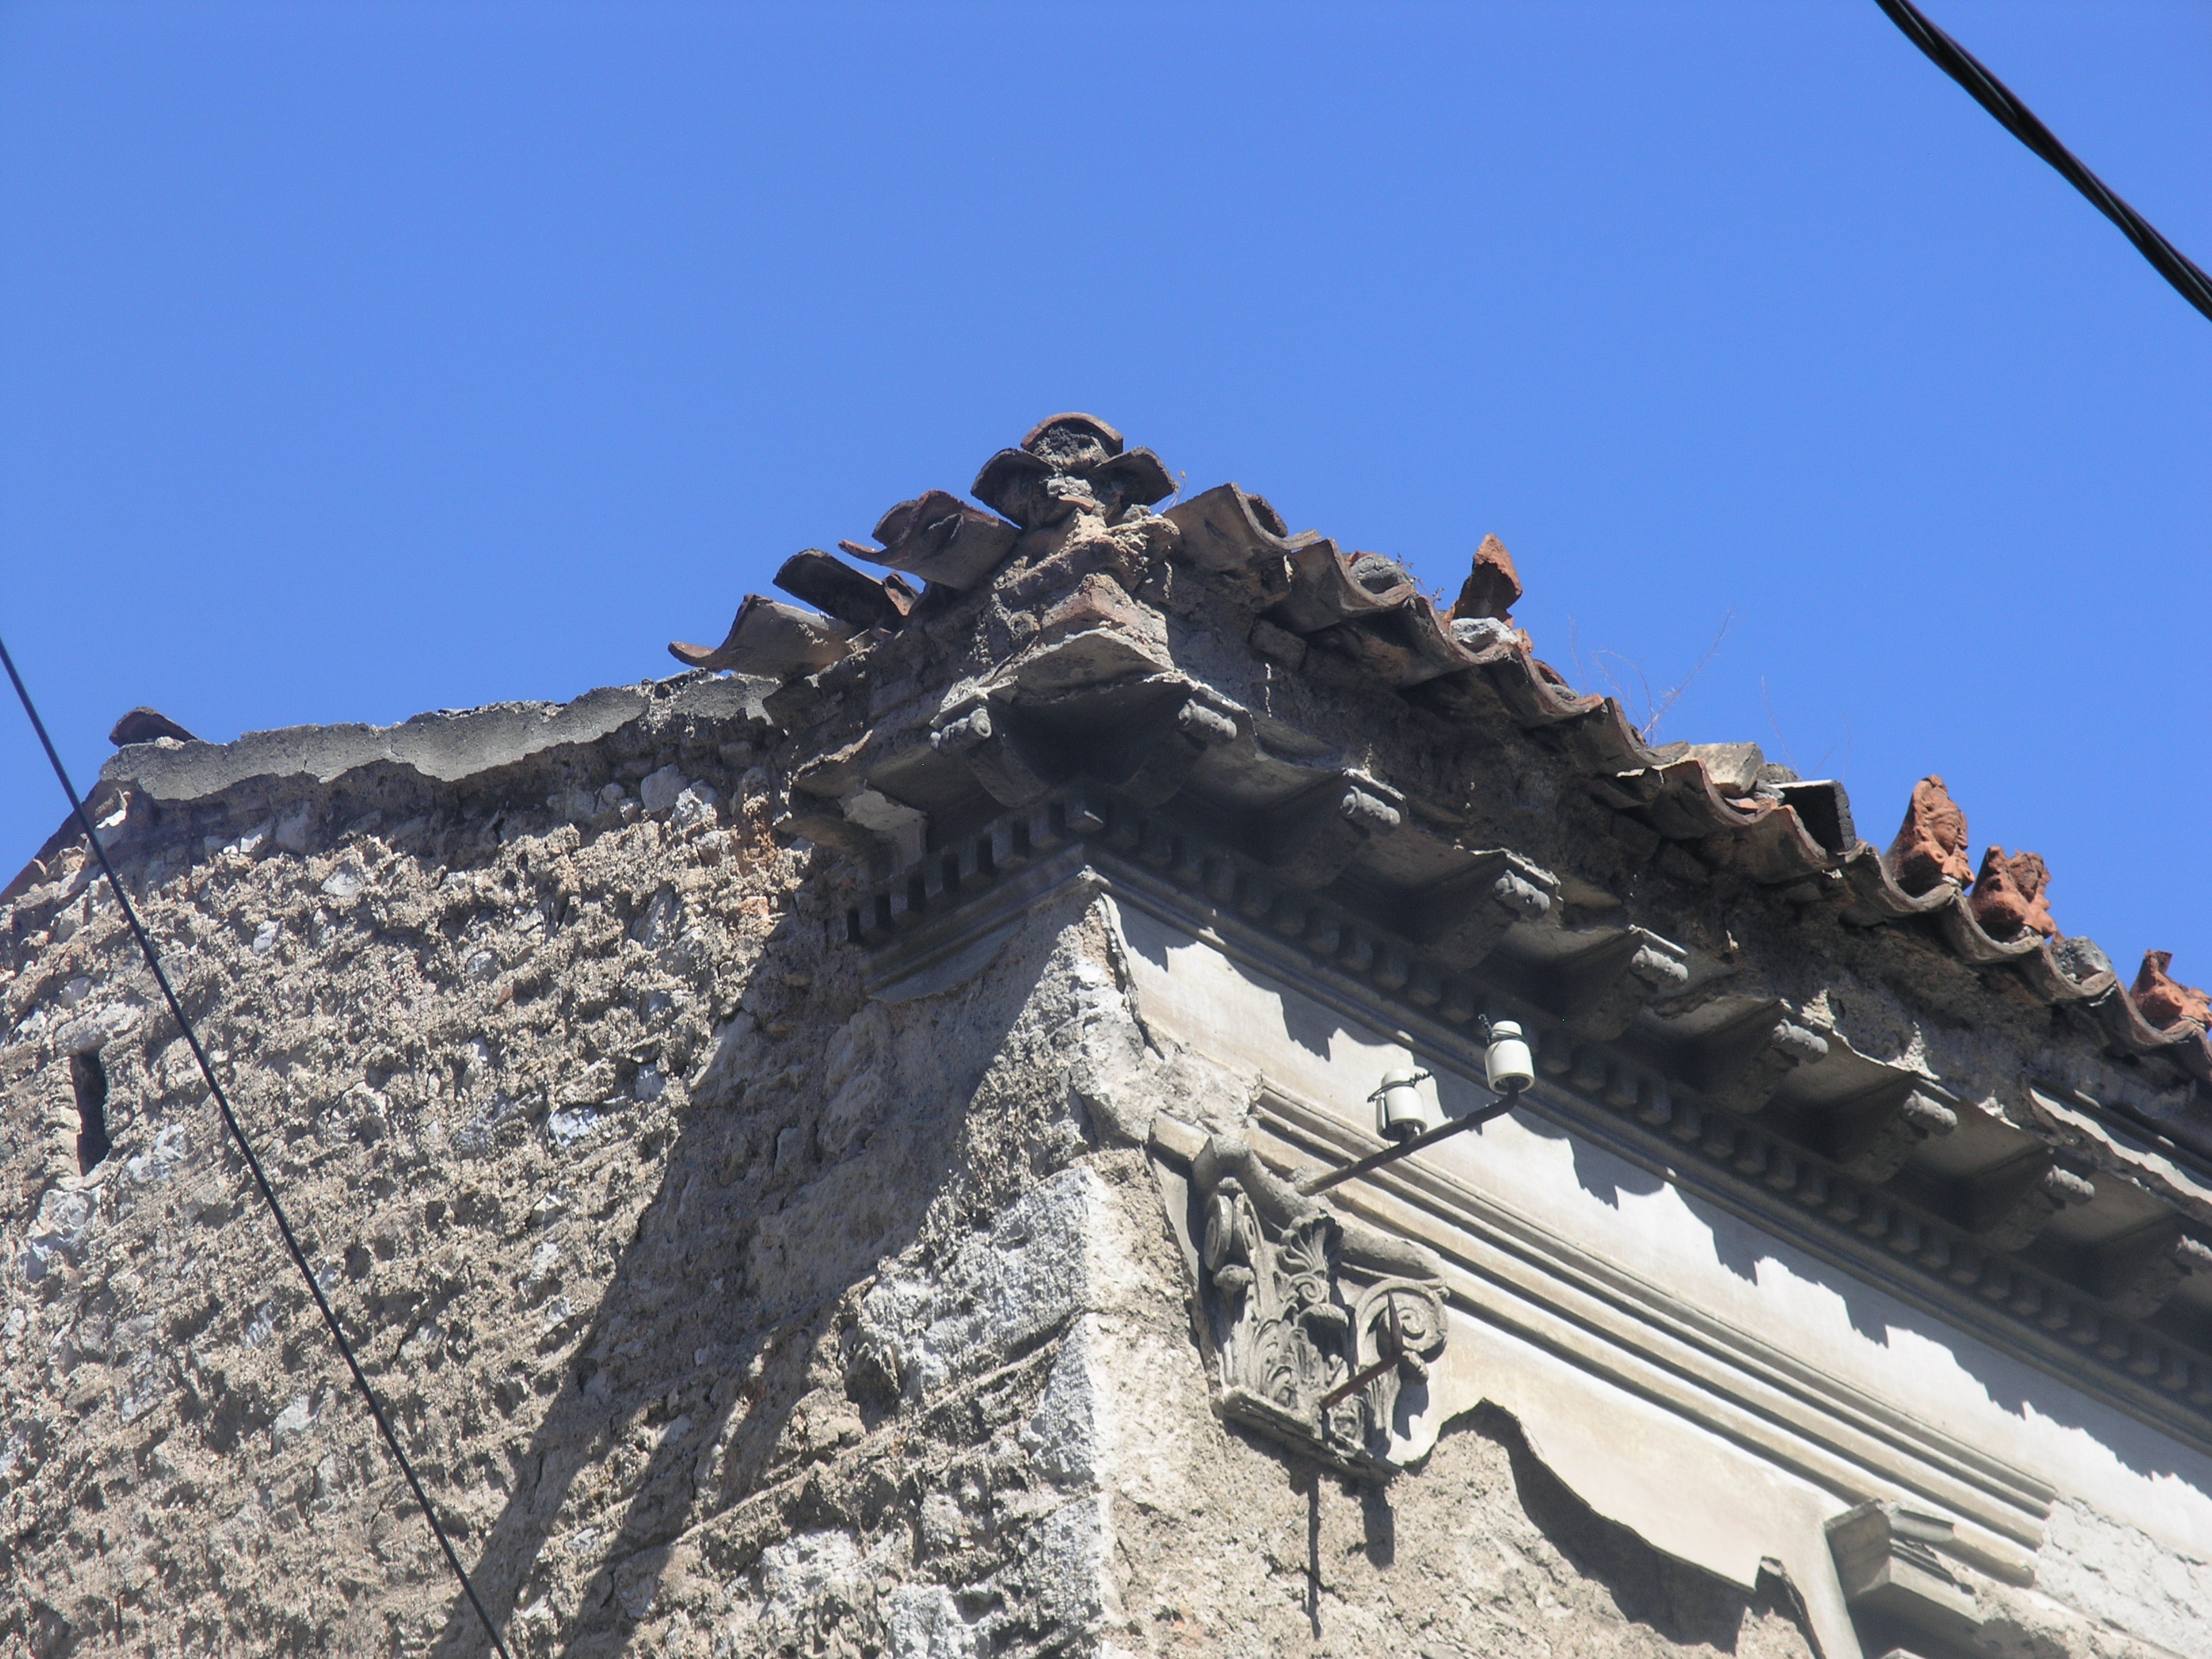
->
[0,675,2191,1659]
[0,680,1126,1655]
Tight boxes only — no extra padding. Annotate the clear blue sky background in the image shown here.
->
[3,2,2207,981]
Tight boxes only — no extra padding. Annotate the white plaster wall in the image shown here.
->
[1105,895,2212,1656]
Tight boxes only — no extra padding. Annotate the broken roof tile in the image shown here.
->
[1686,742,1764,798]
[109,707,198,746]
[773,548,918,633]
[1452,533,1523,621]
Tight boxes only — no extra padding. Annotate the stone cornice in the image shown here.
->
[841,783,2212,1456]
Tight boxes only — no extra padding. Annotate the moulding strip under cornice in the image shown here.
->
[844,797,2212,1462]
[1242,1088,2051,1578]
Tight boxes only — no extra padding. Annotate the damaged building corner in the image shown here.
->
[5,412,2212,1658]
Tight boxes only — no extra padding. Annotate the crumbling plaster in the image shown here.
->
[2,652,2207,1657]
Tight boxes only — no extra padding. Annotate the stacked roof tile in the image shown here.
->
[670,413,2212,1092]
[655,415,2212,1433]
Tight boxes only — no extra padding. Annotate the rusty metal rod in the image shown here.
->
[1320,1294,1406,1412]
[1319,1349,1402,1412]
[1296,1088,1524,1197]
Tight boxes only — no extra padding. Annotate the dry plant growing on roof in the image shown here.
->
[1570,610,1734,742]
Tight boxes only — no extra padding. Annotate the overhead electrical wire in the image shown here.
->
[0,634,516,1659]
[1872,0,2212,325]
[3,12,2198,1652]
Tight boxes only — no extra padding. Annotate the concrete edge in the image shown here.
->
[96,673,777,804]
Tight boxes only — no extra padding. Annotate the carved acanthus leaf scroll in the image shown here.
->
[1187,1133,1448,1476]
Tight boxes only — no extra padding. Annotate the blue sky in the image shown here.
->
[3,1,2207,981]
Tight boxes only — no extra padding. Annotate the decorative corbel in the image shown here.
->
[928,695,1063,808]
[1090,685,1246,807]
[1826,1084,1960,1184]
[2095,1223,2212,1319]
[1549,928,1692,1042]
[1691,1006,1830,1116]
[1965,1152,2095,1252]
[1257,773,1405,890]
[1408,853,1554,970]
[1824,1500,1980,1645]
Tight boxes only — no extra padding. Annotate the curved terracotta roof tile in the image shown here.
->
[1936,893,2045,966]
[1163,483,1309,609]
[1306,596,1480,689]
[1555,699,1664,776]
[2018,939,2118,1004]
[1266,539,1417,634]
[668,594,855,675]
[839,489,1021,591]
[1725,805,1844,887]
[1480,642,1605,725]
[1837,847,1959,924]
[1639,758,1774,840]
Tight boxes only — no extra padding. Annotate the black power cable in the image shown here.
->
[0,634,515,1659]
[1873,0,2212,325]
